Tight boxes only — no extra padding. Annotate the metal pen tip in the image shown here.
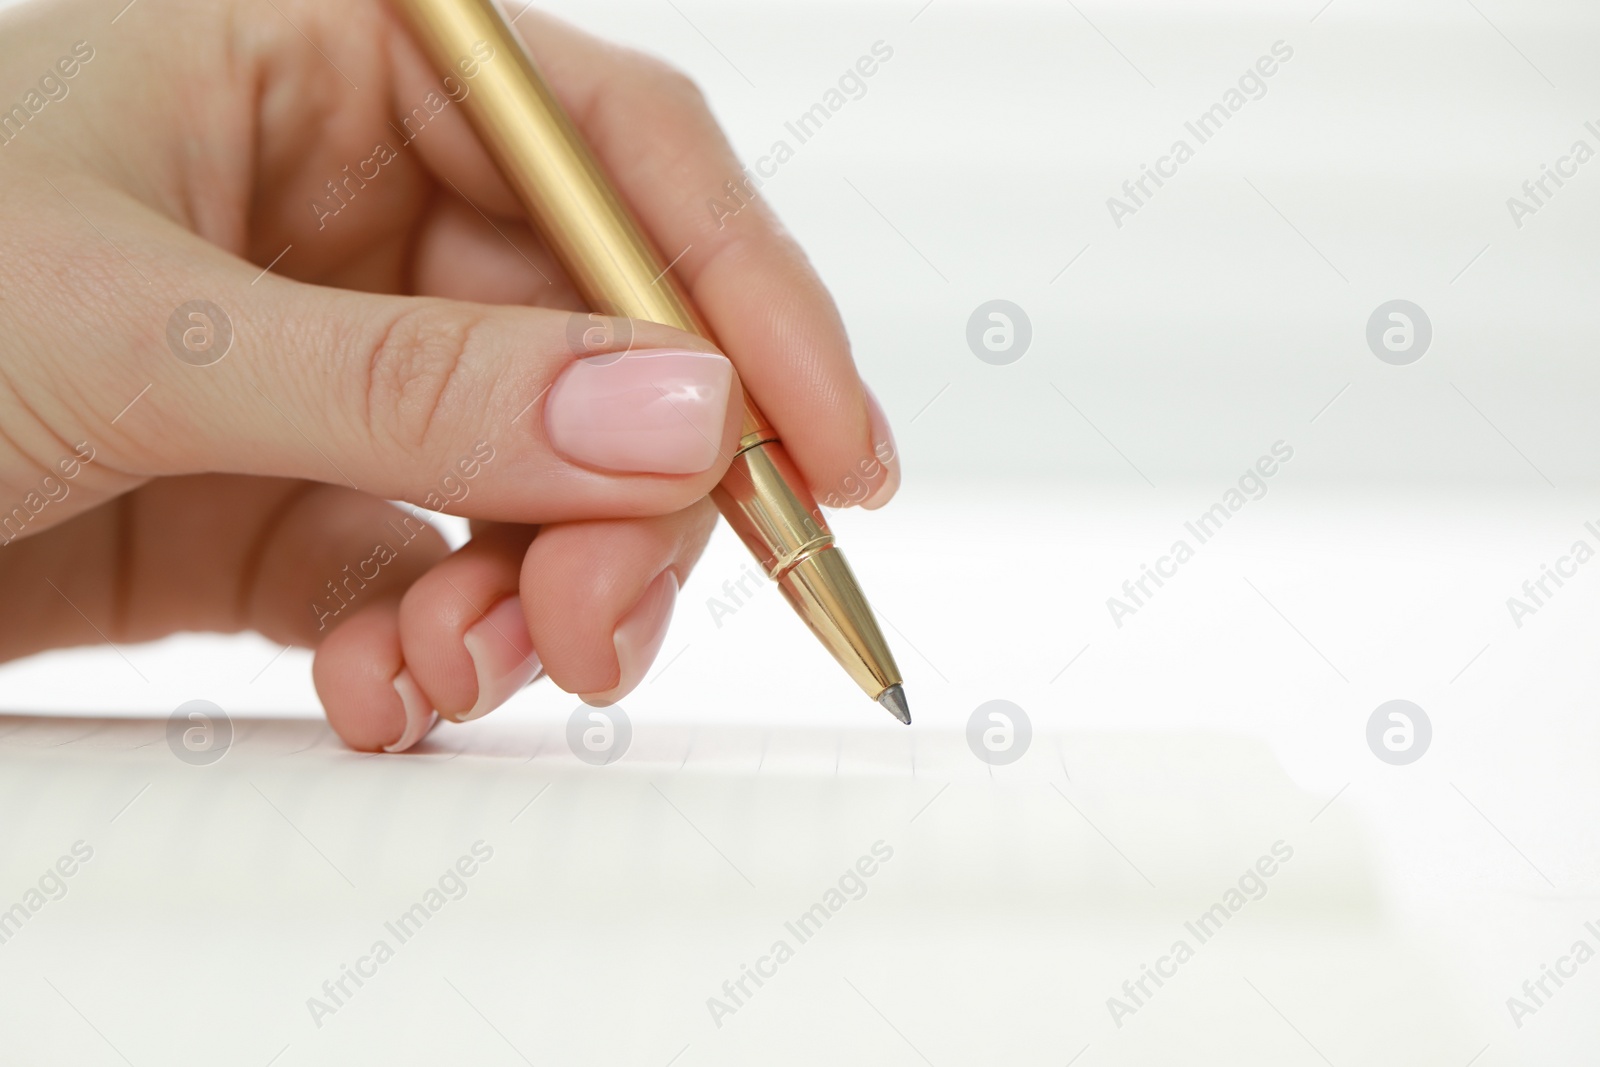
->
[877,684,911,725]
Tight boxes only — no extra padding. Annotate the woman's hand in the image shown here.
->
[0,0,899,750]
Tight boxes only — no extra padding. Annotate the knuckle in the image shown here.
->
[360,304,489,453]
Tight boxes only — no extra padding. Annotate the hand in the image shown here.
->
[0,0,900,750]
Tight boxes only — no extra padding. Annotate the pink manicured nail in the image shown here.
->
[860,387,901,510]
[460,596,543,722]
[581,570,678,707]
[545,349,733,474]
[386,668,438,753]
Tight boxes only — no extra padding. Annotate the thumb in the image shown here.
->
[99,253,742,524]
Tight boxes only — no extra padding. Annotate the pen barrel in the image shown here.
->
[711,443,900,697]
[389,0,771,439]
[392,0,901,699]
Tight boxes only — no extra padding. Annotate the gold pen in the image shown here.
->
[391,0,909,723]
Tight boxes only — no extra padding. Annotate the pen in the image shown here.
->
[390,0,910,723]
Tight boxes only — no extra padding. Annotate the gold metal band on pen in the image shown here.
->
[734,431,781,457]
[768,534,837,581]
[711,441,826,573]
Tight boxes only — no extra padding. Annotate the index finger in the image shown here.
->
[391,7,899,510]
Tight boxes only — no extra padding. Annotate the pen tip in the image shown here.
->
[877,684,911,725]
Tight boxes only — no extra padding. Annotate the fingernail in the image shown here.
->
[385,668,438,753]
[460,596,543,722]
[546,349,733,474]
[860,387,901,510]
[581,570,678,706]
